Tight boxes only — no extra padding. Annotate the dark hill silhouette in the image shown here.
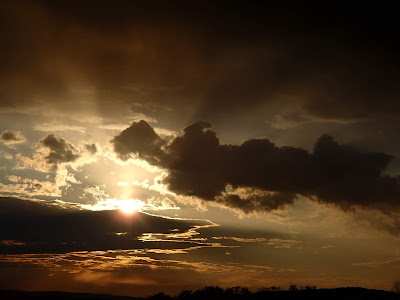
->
[1,286,400,300]
[0,290,139,300]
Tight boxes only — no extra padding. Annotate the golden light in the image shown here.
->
[119,199,144,214]
[84,198,145,213]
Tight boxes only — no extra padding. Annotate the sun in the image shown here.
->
[83,198,145,213]
[118,199,144,214]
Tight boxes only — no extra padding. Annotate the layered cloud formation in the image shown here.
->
[112,121,400,214]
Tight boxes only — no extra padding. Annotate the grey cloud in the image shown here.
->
[40,134,80,170]
[111,120,166,164]
[0,130,26,145]
[217,192,295,214]
[113,121,400,216]
[0,197,215,254]
[85,143,97,155]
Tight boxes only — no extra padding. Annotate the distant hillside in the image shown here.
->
[1,287,399,300]
[0,290,139,300]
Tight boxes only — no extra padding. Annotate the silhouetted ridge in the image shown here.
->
[1,286,400,300]
[0,290,139,300]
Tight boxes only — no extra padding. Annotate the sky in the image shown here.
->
[0,0,400,297]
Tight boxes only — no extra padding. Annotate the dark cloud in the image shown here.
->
[40,134,80,170]
[0,130,26,145]
[0,1,398,123]
[113,121,400,214]
[0,197,214,254]
[111,120,166,164]
[85,143,97,155]
[0,197,65,216]
[218,192,295,215]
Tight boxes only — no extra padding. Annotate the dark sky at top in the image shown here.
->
[1,1,399,123]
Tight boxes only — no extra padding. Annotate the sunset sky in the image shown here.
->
[1,1,400,297]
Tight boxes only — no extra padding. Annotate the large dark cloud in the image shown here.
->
[40,134,80,170]
[113,120,400,213]
[0,197,213,254]
[0,1,399,123]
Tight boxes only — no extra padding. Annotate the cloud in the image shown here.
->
[0,1,398,124]
[216,191,295,214]
[0,248,281,296]
[111,120,166,164]
[75,272,158,286]
[113,121,400,217]
[0,130,26,147]
[0,197,218,255]
[266,238,302,249]
[85,143,97,155]
[0,176,61,198]
[212,236,266,243]
[352,257,400,268]
[40,134,80,170]
[33,121,86,133]
[0,240,25,246]
[211,236,301,248]
[321,245,334,249]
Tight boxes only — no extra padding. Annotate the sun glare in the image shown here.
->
[84,198,145,213]
[119,199,144,214]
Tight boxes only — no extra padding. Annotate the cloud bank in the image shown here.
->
[0,1,399,124]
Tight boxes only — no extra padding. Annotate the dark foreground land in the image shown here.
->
[1,287,400,300]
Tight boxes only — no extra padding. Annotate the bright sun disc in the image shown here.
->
[119,199,144,213]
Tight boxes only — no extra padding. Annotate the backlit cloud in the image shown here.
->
[40,134,80,171]
[0,130,26,147]
[85,143,97,155]
[113,121,400,218]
